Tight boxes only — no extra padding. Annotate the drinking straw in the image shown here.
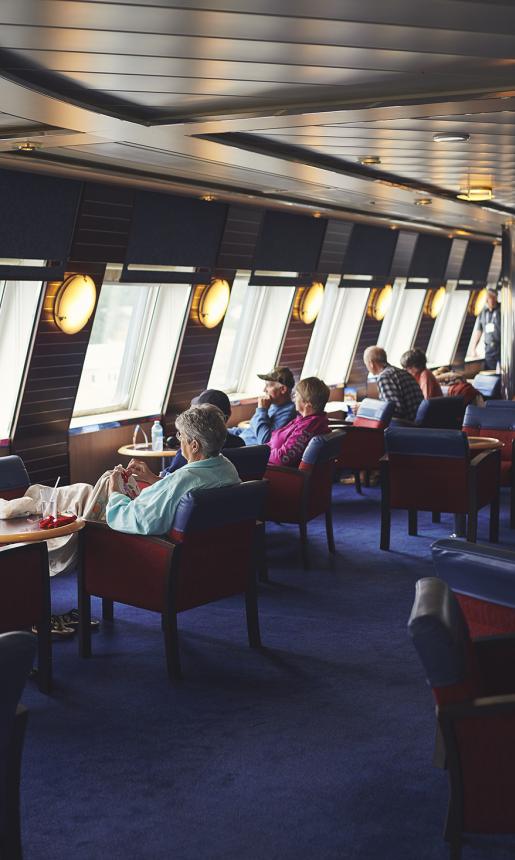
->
[49,475,61,506]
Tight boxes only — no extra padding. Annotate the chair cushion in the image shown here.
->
[0,456,30,498]
[222,445,270,481]
[415,396,465,430]
[354,398,394,429]
[170,481,267,538]
[301,431,346,466]
[385,426,468,457]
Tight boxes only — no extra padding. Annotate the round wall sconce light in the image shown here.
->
[368,284,393,321]
[470,288,487,317]
[424,286,446,319]
[53,274,96,334]
[298,281,324,325]
[198,278,230,328]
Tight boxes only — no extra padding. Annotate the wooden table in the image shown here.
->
[118,443,177,471]
[0,515,85,544]
[467,436,503,452]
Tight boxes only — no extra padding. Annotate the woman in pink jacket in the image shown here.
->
[268,376,330,467]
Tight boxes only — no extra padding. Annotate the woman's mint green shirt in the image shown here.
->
[106,455,240,536]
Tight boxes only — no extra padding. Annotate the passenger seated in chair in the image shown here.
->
[400,348,442,399]
[127,389,244,486]
[364,345,423,422]
[268,377,330,468]
[228,366,297,446]
[107,404,240,535]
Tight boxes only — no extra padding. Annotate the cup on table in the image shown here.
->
[40,486,57,519]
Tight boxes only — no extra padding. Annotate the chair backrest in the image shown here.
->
[463,405,515,462]
[353,398,394,429]
[385,427,469,511]
[414,396,465,430]
[300,432,345,517]
[473,373,501,399]
[486,400,515,409]
[0,456,29,500]
[0,632,35,835]
[169,481,267,611]
[408,578,481,706]
[222,445,270,481]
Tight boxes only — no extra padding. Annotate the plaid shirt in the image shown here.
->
[377,364,423,421]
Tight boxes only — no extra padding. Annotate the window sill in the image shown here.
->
[69,410,159,435]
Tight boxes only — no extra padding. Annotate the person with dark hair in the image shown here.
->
[364,346,423,421]
[128,389,244,485]
[267,376,330,468]
[400,348,443,399]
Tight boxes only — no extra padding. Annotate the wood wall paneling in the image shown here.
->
[217,205,263,270]
[347,317,382,395]
[69,420,156,485]
[279,287,314,381]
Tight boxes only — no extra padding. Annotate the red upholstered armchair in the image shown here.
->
[463,405,515,528]
[381,427,500,550]
[409,577,515,859]
[334,398,394,493]
[264,431,345,569]
[0,456,51,693]
[79,481,267,680]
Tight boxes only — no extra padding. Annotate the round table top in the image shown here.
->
[468,436,503,451]
[118,443,177,458]
[0,516,85,545]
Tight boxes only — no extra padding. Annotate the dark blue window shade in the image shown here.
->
[0,168,81,260]
[460,241,494,283]
[126,191,228,267]
[343,225,398,276]
[409,234,452,280]
[253,211,326,272]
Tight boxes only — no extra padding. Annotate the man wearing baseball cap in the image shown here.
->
[471,286,501,370]
[230,366,297,446]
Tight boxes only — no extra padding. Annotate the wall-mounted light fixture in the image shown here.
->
[53,274,96,334]
[457,187,493,202]
[296,282,324,325]
[358,155,381,165]
[367,284,393,321]
[433,132,470,143]
[469,288,487,317]
[198,278,230,328]
[424,286,446,319]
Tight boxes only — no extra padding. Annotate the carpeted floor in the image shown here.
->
[20,484,515,859]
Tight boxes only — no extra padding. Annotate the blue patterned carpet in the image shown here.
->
[20,484,515,859]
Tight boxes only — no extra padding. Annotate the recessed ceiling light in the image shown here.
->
[433,133,470,143]
[312,211,322,218]
[414,197,432,206]
[359,156,381,165]
[200,193,216,202]
[16,141,40,152]
[457,187,493,202]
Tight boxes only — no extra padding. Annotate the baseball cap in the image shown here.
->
[191,389,231,418]
[257,366,295,390]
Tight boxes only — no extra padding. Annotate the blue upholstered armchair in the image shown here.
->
[334,399,393,494]
[414,396,465,430]
[79,481,267,680]
[473,372,501,400]
[463,405,515,527]
[409,577,515,859]
[264,431,345,569]
[0,456,29,500]
[380,427,500,550]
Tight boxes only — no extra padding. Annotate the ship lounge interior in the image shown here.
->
[4,2,515,859]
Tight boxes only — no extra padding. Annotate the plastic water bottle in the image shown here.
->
[151,420,164,451]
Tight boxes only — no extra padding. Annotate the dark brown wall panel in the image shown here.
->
[347,317,382,392]
[217,205,263,270]
[454,312,476,367]
[415,314,436,355]
[165,286,224,417]
[70,183,134,263]
[278,288,314,381]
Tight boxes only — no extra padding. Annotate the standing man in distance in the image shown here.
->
[229,366,297,445]
[471,286,501,371]
[364,345,423,422]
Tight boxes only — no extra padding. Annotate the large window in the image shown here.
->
[0,268,44,440]
[426,287,469,367]
[302,277,369,385]
[73,266,191,418]
[208,271,295,396]
[377,281,426,367]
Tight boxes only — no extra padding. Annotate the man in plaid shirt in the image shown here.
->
[364,346,423,421]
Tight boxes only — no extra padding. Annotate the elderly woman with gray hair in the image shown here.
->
[106,404,240,535]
